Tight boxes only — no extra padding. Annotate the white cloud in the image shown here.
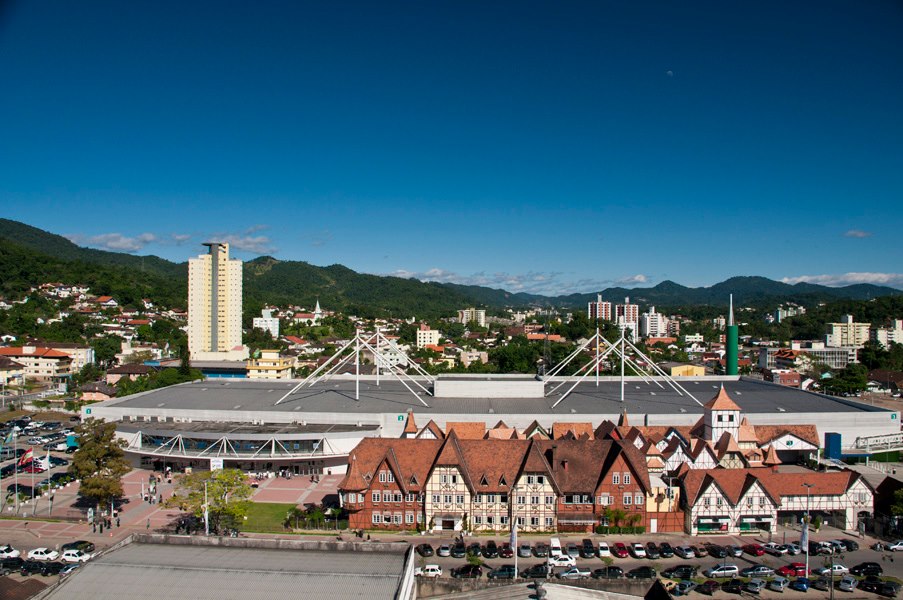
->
[217,234,276,255]
[303,229,333,247]
[844,229,873,238]
[170,233,192,245]
[781,272,903,288]
[386,268,654,296]
[67,232,158,252]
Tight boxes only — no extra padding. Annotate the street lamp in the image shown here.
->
[802,483,814,576]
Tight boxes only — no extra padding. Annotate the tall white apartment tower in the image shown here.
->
[188,243,248,360]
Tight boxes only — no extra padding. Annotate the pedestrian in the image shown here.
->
[367,534,370,541]
[146,518,150,530]
[99,522,104,534]
[158,494,162,504]
[116,517,120,528]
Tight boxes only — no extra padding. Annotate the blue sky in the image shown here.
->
[1,1,901,295]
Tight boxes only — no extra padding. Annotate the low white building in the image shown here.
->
[252,309,280,339]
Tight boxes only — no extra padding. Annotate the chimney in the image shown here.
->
[562,460,569,471]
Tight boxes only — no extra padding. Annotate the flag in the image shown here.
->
[17,448,33,467]
[800,517,809,549]
[3,431,13,445]
[509,520,517,549]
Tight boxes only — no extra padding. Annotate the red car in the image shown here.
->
[499,543,514,558]
[743,543,765,557]
[612,542,629,558]
[21,464,46,474]
[777,563,807,577]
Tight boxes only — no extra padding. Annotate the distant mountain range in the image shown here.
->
[0,218,899,316]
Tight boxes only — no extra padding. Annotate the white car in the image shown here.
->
[838,575,858,592]
[548,554,577,567]
[556,567,591,580]
[813,564,848,576]
[60,549,92,563]
[0,545,20,559]
[786,543,802,555]
[763,542,787,556]
[27,547,60,561]
[629,543,646,559]
[888,540,903,552]
[597,542,611,557]
[415,565,442,578]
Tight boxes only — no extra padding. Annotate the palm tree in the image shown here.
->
[284,506,305,530]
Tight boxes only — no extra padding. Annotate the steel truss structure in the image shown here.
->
[545,326,702,408]
[276,328,433,407]
[127,431,346,460]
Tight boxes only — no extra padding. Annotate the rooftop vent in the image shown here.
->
[679,408,687,413]
[201,388,208,392]
[488,408,495,413]
[157,403,165,408]
[650,392,656,396]
[293,406,301,411]
[233,405,242,409]
[570,408,576,413]
[777,407,786,412]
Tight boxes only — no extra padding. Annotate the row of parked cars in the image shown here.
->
[0,541,94,578]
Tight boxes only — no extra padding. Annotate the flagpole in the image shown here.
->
[13,431,18,513]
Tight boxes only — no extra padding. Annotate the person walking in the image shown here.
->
[146,518,150,530]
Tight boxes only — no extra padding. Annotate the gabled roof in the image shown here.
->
[617,408,629,427]
[714,432,743,459]
[594,420,618,440]
[523,420,550,439]
[337,438,441,493]
[681,469,775,506]
[417,420,445,440]
[762,445,781,466]
[341,454,369,491]
[738,416,759,444]
[445,422,487,440]
[704,385,742,411]
[458,438,530,494]
[534,439,611,493]
[755,425,819,448]
[552,422,594,440]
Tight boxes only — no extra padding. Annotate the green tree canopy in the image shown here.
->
[68,418,131,507]
[167,468,252,534]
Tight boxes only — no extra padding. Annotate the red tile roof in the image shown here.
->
[704,385,742,411]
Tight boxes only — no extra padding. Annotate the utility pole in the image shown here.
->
[802,483,814,576]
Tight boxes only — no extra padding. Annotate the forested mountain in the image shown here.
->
[0,219,899,317]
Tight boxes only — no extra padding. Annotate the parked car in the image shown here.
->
[0,545,20,559]
[20,560,45,576]
[451,542,466,558]
[785,543,802,555]
[60,549,92,563]
[481,541,498,558]
[769,576,790,592]
[580,539,596,559]
[556,567,591,580]
[658,542,674,558]
[812,564,848,577]
[436,544,451,557]
[597,541,611,558]
[673,580,697,596]
[451,564,482,579]
[645,542,660,559]
[548,554,576,568]
[763,542,787,556]
[415,543,434,557]
[27,548,60,561]
[705,543,727,558]
[487,565,517,580]
[673,545,694,559]
[697,580,721,596]
[0,557,24,570]
[851,562,883,577]
[879,581,902,597]
[745,578,767,594]
[809,541,835,555]
[691,544,709,558]
[41,561,66,576]
[789,577,811,592]
[626,566,656,579]
[59,563,79,577]
[703,564,738,578]
[664,565,698,579]
[838,575,858,592]
[811,577,832,591]
[740,564,774,578]
[612,542,629,558]
[743,543,765,557]
[566,543,580,559]
[466,543,482,557]
[518,543,532,558]
[727,545,744,557]
[499,543,514,559]
[629,543,646,559]
[777,562,807,577]
[414,565,442,578]
[591,566,624,579]
[721,579,744,594]
[838,539,859,552]
[859,576,886,593]
[533,542,549,558]
[521,563,552,579]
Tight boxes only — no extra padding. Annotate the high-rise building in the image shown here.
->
[188,243,248,360]
[871,320,903,349]
[639,306,669,338]
[615,297,639,324]
[825,315,870,348]
[588,294,612,321]
[457,308,486,328]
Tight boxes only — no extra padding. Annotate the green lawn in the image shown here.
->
[243,502,295,533]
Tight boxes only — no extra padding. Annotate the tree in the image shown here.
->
[67,418,131,508]
[166,468,252,534]
[91,335,123,367]
[284,506,306,530]
[891,489,903,517]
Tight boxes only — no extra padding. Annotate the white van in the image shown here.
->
[549,537,563,558]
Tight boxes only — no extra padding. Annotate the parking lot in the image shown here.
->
[411,532,903,597]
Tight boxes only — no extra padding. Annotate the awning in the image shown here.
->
[740,515,774,522]
[558,513,597,524]
[698,517,731,523]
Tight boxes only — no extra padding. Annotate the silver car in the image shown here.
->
[838,575,858,592]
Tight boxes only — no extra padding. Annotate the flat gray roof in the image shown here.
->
[104,376,887,417]
[117,421,379,435]
[45,541,408,600]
